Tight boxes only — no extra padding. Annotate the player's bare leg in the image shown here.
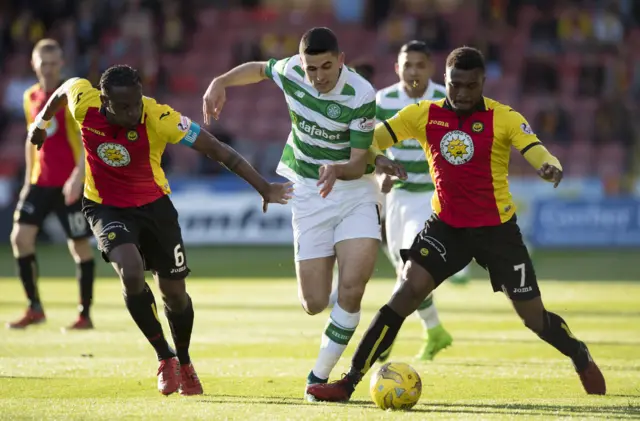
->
[297,255,335,396]
[303,239,378,401]
[307,258,435,402]
[297,256,335,316]
[155,273,202,396]
[7,223,45,329]
[328,220,389,309]
[64,238,95,331]
[109,244,179,395]
[511,297,606,395]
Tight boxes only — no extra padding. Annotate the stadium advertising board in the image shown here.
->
[171,192,293,245]
[531,198,640,248]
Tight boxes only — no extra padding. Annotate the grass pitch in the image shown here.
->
[0,277,639,420]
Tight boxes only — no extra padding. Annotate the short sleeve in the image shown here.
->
[264,57,291,90]
[65,78,99,124]
[150,102,201,147]
[384,102,424,145]
[504,108,542,152]
[349,89,376,149]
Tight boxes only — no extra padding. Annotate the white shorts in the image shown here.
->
[292,186,381,261]
[385,188,434,268]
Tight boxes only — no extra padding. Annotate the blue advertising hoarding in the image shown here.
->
[531,198,640,248]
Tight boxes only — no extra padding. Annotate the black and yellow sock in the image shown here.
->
[538,310,589,371]
[349,305,406,384]
[17,254,41,310]
[77,259,95,318]
[124,283,174,361]
[165,295,194,365]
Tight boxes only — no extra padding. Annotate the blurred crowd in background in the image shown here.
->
[0,0,639,194]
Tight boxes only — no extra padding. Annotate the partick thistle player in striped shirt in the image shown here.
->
[373,40,473,363]
[203,27,405,401]
[306,47,606,403]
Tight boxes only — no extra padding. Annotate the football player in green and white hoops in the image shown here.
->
[203,27,405,401]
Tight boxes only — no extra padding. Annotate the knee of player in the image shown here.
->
[68,238,94,262]
[521,313,545,333]
[111,254,146,292]
[337,282,366,308]
[299,294,329,315]
[159,281,187,311]
[10,224,37,253]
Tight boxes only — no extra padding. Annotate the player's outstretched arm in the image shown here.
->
[202,62,269,124]
[508,109,563,188]
[191,129,293,212]
[27,78,78,150]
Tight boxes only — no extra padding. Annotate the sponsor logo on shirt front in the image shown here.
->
[298,120,343,141]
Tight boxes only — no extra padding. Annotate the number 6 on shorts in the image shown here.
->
[174,244,185,267]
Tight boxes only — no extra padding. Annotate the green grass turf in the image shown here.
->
[0,277,638,420]
[0,244,638,281]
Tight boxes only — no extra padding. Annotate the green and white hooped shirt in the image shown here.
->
[375,81,447,193]
[265,55,377,192]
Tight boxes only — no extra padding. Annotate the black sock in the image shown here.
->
[17,254,41,310]
[164,295,194,365]
[77,260,95,318]
[538,311,589,371]
[350,305,406,383]
[124,283,175,361]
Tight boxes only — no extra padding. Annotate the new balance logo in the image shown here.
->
[159,112,170,120]
[295,91,305,99]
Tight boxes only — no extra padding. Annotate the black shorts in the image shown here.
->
[82,195,190,280]
[14,184,92,240]
[402,214,539,301]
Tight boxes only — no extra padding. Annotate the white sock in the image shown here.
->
[311,302,360,381]
[328,265,339,308]
[416,293,440,330]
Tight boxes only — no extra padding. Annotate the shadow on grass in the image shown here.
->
[3,300,638,320]
[197,394,640,419]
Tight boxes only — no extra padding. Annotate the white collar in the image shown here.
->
[315,66,349,97]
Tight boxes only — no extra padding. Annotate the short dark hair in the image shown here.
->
[399,40,431,58]
[445,46,485,71]
[99,65,142,93]
[299,27,339,55]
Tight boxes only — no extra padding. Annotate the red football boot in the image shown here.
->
[576,345,606,395]
[305,375,356,403]
[63,316,94,332]
[179,363,204,396]
[157,357,180,395]
[6,308,46,329]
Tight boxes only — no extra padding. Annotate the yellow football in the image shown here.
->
[369,362,422,410]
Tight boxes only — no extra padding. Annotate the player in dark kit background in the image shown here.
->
[307,47,606,402]
[8,39,96,331]
[27,65,293,396]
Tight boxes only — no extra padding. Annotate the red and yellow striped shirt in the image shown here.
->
[65,78,201,208]
[375,97,561,228]
[23,83,82,186]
